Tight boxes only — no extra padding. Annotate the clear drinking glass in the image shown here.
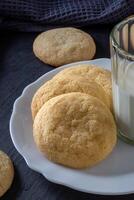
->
[110,16,134,144]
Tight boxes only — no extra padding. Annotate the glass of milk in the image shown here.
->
[110,16,134,144]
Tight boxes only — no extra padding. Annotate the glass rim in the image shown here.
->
[110,16,134,59]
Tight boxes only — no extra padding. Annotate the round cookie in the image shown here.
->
[31,74,109,119]
[33,92,117,169]
[54,64,113,112]
[33,27,96,67]
[0,151,14,197]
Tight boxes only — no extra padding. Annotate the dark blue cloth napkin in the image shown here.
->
[0,0,133,32]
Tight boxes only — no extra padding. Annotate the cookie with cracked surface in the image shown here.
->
[31,74,109,119]
[33,92,117,169]
[0,151,14,197]
[54,64,113,112]
[33,27,96,67]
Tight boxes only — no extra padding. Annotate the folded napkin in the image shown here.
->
[0,0,133,31]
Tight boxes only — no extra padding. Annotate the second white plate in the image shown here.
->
[10,58,134,195]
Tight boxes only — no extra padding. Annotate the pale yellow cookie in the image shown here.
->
[33,27,96,67]
[31,74,109,119]
[33,92,117,169]
[0,151,14,197]
[54,64,113,112]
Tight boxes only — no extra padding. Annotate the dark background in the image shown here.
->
[0,26,134,200]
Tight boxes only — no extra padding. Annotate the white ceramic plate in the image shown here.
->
[10,58,134,195]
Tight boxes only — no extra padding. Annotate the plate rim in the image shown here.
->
[10,58,134,195]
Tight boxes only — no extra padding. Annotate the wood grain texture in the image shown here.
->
[0,28,133,200]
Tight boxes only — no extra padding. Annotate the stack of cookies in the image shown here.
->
[31,64,117,169]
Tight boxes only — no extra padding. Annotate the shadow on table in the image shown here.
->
[39,178,134,200]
